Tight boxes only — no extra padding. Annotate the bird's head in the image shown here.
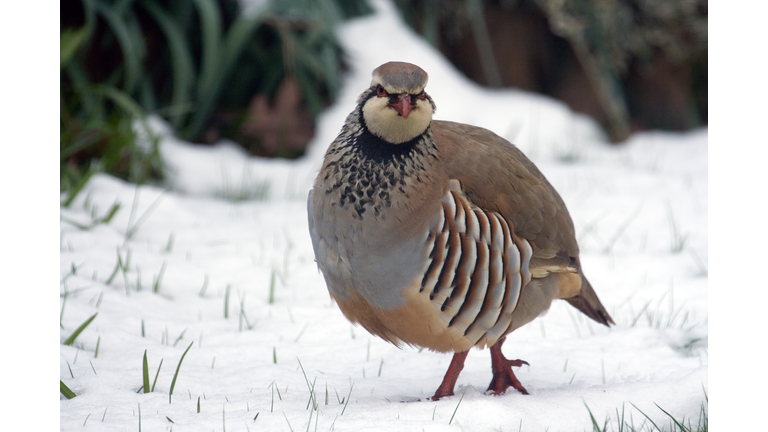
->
[361,62,435,144]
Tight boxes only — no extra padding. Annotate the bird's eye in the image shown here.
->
[410,92,426,104]
[376,85,387,97]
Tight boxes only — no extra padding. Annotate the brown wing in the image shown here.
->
[432,120,578,270]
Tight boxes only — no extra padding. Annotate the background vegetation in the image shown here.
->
[60,0,707,197]
[394,0,707,142]
[60,0,371,198]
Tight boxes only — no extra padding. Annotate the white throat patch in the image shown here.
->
[362,96,433,144]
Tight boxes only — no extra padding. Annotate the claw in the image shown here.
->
[486,337,530,395]
[429,338,531,401]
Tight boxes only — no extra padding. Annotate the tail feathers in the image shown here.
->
[564,275,614,327]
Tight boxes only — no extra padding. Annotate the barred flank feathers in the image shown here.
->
[420,189,533,347]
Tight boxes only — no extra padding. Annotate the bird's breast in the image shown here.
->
[309,178,536,352]
[309,175,438,310]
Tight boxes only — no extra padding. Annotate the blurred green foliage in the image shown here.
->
[60,0,371,197]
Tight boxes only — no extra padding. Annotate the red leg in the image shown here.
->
[487,337,530,395]
[430,350,469,400]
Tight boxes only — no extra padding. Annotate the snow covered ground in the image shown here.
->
[59,1,708,430]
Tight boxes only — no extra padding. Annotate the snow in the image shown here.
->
[59,0,707,430]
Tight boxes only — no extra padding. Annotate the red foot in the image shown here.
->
[429,351,469,400]
[487,337,529,395]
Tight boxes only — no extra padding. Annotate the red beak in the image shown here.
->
[389,93,413,119]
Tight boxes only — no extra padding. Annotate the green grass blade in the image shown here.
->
[224,284,231,318]
[152,262,167,293]
[193,0,221,96]
[93,85,157,164]
[99,202,122,224]
[60,291,68,328]
[603,204,643,254]
[448,390,465,425]
[173,328,187,347]
[655,403,690,431]
[94,84,144,119]
[63,313,98,346]
[169,342,194,403]
[297,358,316,407]
[124,190,166,242]
[142,350,150,393]
[219,11,265,84]
[630,402,663,432]
[139,0,196,128]
[583,402,603,432]
[63,61,99,119]
[294,323,309,343]
[92,2,142,93]
[59,127,104,161]
[151,359,163,392]
[60,26,89,69]
[199,274,209,297]
[62,168,95,207]
[185,0,222,139]
[123,10,149,88]
[276,384,283,400]
[106,248,123,285]
[164,233,175,253]
[268,269,276,304]
[60,216,92,231]
[60,380,77,399]
[282,410,294,432]
[340,383,353,415]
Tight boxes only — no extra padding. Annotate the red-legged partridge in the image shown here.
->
[308,61,614,399]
